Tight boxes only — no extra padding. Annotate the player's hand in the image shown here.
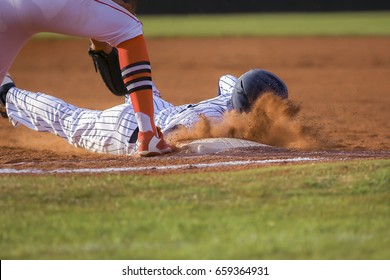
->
[112,0,137,14]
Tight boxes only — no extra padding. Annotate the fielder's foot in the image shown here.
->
[135,127,172,157]
[0,73,15,118]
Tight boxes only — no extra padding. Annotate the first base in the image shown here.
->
[177,138,270,154]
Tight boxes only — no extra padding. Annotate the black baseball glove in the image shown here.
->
[88,47,128,96]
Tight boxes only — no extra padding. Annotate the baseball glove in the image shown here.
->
[88,47,128,96]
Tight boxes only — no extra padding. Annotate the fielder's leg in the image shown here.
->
[117,35,172,156]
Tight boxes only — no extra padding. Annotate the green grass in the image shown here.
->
[34,12,390,40]
[140,12,390,37]
[1,159,389,259]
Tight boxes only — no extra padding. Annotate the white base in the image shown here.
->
[177,138,269,154]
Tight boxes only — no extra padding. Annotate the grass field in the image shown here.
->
[35,11,390,39]
[1,160,389,259]
[2,12,390,260]
[140,12,390,37]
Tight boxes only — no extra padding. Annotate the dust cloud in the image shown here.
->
[168,93,325,149]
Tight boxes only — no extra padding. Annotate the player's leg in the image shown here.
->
[0,1,34,83]
[117,35,172,156]
[89,37,173,156]
[6,87,83,140]
[5,85,137,155]
[0,1,172,156]
[36,1,172,156]
[85,1,172,156]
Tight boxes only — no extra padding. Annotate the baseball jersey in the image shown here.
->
[0,0,142,82]
[6,75,238,155]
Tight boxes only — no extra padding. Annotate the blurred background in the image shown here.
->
[136,0,390,14]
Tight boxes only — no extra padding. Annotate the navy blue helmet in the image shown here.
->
[231,69,288,112]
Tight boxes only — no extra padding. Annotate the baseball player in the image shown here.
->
[0,0,171,156]
[0,69,288,156]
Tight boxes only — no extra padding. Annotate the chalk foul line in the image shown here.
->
[0,157,322,174]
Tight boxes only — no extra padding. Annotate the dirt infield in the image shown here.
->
[1,37,389,173]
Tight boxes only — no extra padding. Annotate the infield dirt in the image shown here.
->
[0,37,389,173]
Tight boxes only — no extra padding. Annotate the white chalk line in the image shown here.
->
[0,157,322,174]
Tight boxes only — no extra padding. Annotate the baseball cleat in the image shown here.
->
[0,73,15,118]
[135,127,172,157]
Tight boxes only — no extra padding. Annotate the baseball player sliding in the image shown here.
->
[0,69,288,156]
[0,0,172,156]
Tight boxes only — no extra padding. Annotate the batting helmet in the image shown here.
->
[231,69,288,112]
